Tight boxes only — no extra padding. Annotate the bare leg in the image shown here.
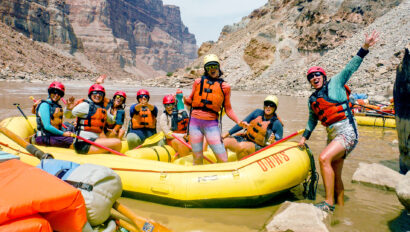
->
[88,138,122,154]
[171,139,190,157]
[332,158,345,206]
[237,142,256,160]
[318,140,346,206]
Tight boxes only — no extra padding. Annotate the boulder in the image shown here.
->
[265,201,329,232]
[394,48,410,174]
[352,162,404,191]
[396,172,410,211]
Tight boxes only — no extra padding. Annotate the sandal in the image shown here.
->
[314,201,335,213]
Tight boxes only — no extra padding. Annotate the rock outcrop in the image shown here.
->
[265,201,330,232]
[0,0,197,80]
[162,0,409,101]
[352,162,404,191]
[0,21,93,81]
[66,0,197,79]
[394,48,410,174]
[0,0,81,53]
[396,172,410,210]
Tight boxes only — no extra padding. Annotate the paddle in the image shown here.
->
[113,201,172,232]
[240,129,305,160]
[68,131,127,157]
[354,112,395,118]
[13,103,36,132]
[0,125,53,160]
[133,132,165,150]
[170,132,214,164]
[353,103,395,116]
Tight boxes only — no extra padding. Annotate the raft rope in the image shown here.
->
[0,141,33,157]
[302,144,318,200]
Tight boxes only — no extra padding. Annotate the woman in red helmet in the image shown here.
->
[127,89,158,149]
[105,91,127,139]
[66,84,122,154]
[34,81,74,148]
[298,31,379,213]
[184,54,241,164]
[159,94,190,157]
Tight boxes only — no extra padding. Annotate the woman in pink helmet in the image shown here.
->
[34,81,74,148]
[299,31,379,213]
[105,91,127,139]
[127,89,158,149]
[159,94,190,157]
[65,84,122,154]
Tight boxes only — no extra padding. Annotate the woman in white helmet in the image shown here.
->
[184,54,241,164]
[223,95,283,159]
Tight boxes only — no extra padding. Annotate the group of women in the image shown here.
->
[33,31,379,213]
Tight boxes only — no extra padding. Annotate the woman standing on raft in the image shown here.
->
[184,54,241,165]
[298,31,379,212]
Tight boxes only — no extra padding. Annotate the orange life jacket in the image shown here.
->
[131,105,156,129]
[246,116,273,146]
[309,84,353,127]
[75,99,107,133]
[106,100,125,130]
[36,100,63,135]
[169,110,189,133]
[0,160,87,231]
[192,76,225,115]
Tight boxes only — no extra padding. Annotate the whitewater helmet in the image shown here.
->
[203,54,222,77]
[264,95,278,109]
[88,84,105,98]
[136,89,150,101]
[307,66,327,82]
[48,81,65,97]
[163,94,176,105]
[113,91,127,103]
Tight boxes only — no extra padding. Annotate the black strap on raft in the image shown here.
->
[54,168,94,191]
[65,180,93,192]
[303,144,319,200]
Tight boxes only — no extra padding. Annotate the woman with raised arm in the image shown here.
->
[298,31,379,213]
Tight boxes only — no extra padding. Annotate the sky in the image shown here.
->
[162,0,268,45]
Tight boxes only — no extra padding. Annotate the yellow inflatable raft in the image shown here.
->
[354,113,396,128]
[0,116,314,207]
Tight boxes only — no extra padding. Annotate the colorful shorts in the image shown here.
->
[326,118,358,158]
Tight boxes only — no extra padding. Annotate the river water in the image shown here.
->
[0,80,407,231]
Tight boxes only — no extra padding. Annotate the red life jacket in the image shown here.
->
[75,99,107,133]
[192,76,225,115]
[131,105,156,129]
[309,84,353,127]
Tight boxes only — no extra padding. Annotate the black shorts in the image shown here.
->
[233,135,263,151]
[74,138,96,154]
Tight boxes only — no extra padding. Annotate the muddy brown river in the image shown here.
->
[0,80,406,231]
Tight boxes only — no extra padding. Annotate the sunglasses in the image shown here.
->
[264,102,276,108]
[115,95,125,101]
[137,94,149,99]
[164,103,174,108]
[91,91,104,96]
[307,72,323,80]
[49,89,64,96]
[205,64,219,72]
